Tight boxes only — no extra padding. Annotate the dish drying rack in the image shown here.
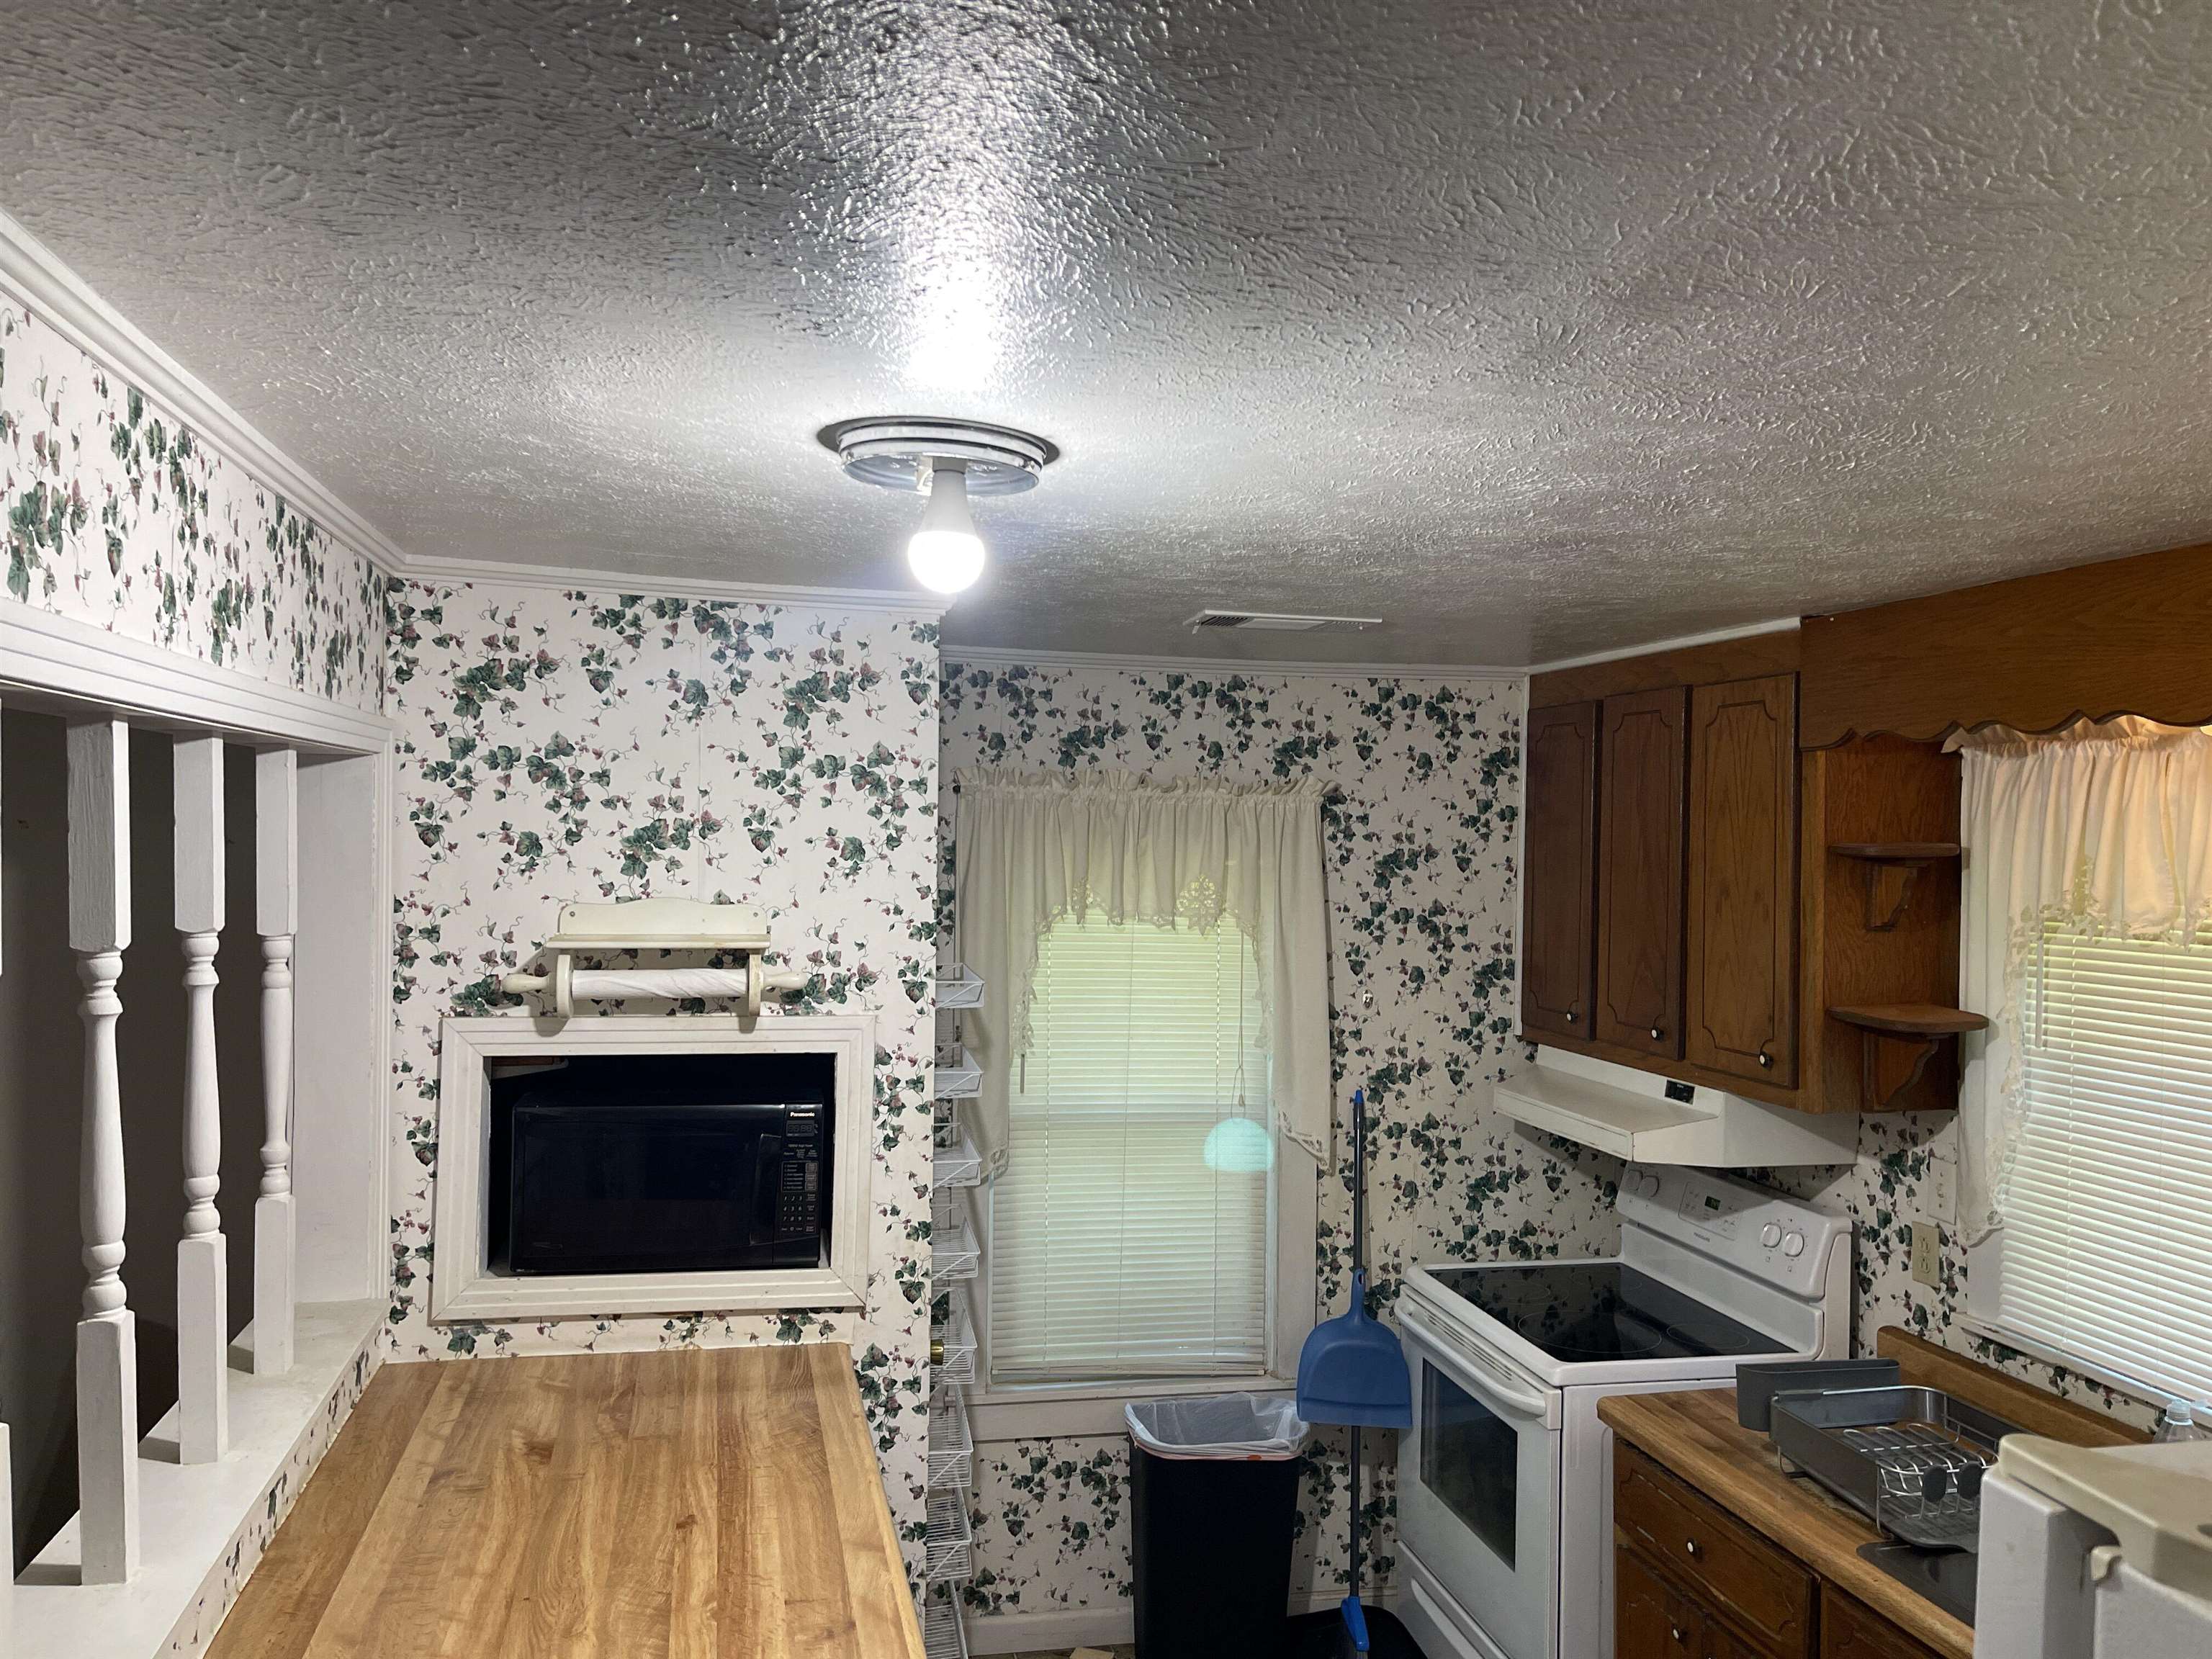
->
[1841,1421,1994,1550]
[1770,1385,2015,1554]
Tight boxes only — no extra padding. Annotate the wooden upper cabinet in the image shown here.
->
[1522,702,1599,1038]
[1686,675,1799,1086]
[1596,688,1687,1056]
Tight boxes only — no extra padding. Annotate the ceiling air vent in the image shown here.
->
[1185,610,1382,634]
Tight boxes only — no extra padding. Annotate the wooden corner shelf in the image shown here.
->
[1827,1004,1987,1036]
[1828,843,1963,931]
[1829,1003,1988,1109]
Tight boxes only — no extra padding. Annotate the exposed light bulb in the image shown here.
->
[907,461,985,594]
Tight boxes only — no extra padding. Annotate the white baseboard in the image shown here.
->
[963,1587,1367,1655]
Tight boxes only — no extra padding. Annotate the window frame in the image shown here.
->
[964,913,1318,1439]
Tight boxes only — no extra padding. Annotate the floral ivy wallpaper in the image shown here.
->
[937,661,1624,1621]
[0,289,386,713]
[385,579,943,1571]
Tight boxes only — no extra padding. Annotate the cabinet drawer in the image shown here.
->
[1615,1445,1814,1657]
[1820,1586,1943,1659]
[1616,1539,1708,1659]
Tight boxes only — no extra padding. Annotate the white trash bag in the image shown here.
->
[1125,1393,1308,1461]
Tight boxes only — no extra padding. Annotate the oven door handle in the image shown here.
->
[1401,1306,1555,1423]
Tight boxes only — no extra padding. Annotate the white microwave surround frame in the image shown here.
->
[429,1012,877,1322]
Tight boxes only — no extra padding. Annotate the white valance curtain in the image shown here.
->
[950,768,1334,1176]
[1955,716,2212,1239]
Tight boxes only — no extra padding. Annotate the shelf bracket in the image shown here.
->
[1861,862,1925,932]
[1859,1030,1946,1111]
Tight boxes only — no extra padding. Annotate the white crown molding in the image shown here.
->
[1525,614,1801,675]
[0,207,415,575]
[397,554,950,620]
[0,605,395,755]
[943,642,1527,681]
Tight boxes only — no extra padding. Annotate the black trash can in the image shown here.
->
[1126,1393,1308,1659]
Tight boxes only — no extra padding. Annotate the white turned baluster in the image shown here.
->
[174,735,229,1463]
[68,716,138,1583]
[253,748,298,1376]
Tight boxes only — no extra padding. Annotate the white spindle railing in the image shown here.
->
[174,735,230,1465]
[254,747,298,1376]
[67,716,138,1584]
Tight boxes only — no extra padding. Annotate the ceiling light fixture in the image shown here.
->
[820,417,1058,597]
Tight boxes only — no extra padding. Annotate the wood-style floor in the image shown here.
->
[208,1344,925,1658]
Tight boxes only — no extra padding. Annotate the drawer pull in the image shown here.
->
[1683,1537,1703,1560]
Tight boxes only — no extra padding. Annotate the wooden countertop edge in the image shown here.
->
[1599,1389,1976,1659]
[809,1341,930,1659]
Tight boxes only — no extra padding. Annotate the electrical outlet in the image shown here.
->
[1927,1149,1956,1225]
[1910,1222,1941,1288]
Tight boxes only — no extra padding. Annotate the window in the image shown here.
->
[986,916,1274,1382]
[1987,922,2212,1403]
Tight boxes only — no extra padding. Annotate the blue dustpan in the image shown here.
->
[1296,1268,1411,1429]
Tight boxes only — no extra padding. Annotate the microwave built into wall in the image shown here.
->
[485,1053,835,1277]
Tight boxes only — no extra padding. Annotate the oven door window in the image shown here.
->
[1421,1359,1519,1567]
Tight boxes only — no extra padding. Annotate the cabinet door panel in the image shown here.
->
[1616,1542,1704,1659]
[1596,688,1688,1055]
[1686,675,1799,1085]
[1820,1587,1944,1659]
[1523,702,1599,1038]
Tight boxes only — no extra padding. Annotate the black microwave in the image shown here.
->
[503,1098,825,1275]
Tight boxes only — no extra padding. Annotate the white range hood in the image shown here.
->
[1498,1046,1859,1166]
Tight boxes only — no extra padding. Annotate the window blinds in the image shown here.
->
[987,916,1273,1382]
[1998,923,2212,1404]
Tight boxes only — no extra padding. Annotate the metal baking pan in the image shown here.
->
[1770,1385,2019,1548]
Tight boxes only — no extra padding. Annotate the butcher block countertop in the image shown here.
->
[207,1343,925,1659]
[1599,1328,2151,1659]
[1599,1385,1975,1658]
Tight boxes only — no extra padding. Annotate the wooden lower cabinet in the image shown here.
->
[1820,1587,1943,1659]
[1614,1446,1814,1654]
[1611,1443,1951,1659]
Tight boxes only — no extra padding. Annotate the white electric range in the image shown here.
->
[1394,1166,1851,1659]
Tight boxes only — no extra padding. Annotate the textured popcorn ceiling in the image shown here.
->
[4,1,2209,665]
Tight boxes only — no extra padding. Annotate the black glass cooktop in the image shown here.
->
[1425,1262,1789,1363]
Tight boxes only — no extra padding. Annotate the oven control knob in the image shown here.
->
[1632,1172,1661,1199]
[1759,1223,1783,1249]
[1781,1231,1806,1259]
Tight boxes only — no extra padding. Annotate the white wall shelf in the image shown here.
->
[927,1386,974,1490]
[924,1586,971,1659]
[924,1488,975,1583]
[932,1119,985,1190]
[932,1192,980,1284]
[934,963,985,1010]
[932,1285,978,1388]
[933,1043,981,1100]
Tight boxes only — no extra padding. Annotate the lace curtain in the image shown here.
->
[950,769,1333,1177]
[1955,716,2212,1239]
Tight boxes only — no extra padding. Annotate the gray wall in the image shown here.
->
[2,711,264,1571]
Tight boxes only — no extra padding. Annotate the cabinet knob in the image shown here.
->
[1756,1046,1773,1069]
[1650,1025,1664,1041]
[1668,1628,1685,1645]
[1565,1004,1578,1025]
[1684,1537,1703,1559]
